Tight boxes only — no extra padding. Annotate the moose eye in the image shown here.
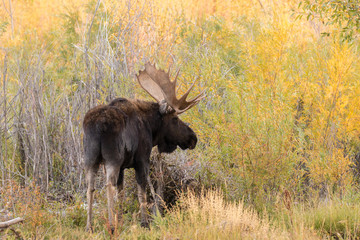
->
[171,117,178,124]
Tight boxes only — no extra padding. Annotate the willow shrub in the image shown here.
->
[175,3,360,209]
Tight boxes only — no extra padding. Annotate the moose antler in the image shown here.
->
[137,62,205,114]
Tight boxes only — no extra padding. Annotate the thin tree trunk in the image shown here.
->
[2,53,8,187]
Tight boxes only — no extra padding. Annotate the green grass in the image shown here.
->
[303,200,360,238]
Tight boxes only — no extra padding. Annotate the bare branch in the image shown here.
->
[0,217,24,229]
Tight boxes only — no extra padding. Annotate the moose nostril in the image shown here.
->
[189,135,197,149]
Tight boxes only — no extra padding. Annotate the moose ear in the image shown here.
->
[159,100,175,115]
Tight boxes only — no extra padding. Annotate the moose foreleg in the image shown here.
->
[117,170,125,218]
[135,160,149,228]
[137,183,149,228]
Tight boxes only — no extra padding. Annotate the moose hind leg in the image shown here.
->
[86,166,98,232]
[84,132,101,232]
[105,164,121,232]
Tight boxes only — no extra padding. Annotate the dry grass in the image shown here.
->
[122,190,318,240]
[164,190,288,239]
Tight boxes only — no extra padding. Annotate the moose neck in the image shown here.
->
[134,100,163,146]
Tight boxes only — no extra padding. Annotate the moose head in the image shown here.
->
[136,63,205,153]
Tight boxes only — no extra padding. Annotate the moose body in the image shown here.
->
[84,63,204,231]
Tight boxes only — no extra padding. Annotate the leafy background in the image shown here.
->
[1,0,360,238]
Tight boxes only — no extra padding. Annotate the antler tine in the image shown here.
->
[178,79,197,103]
[186,89,206,103]
[176,92,205,114]
[177,89,206,114]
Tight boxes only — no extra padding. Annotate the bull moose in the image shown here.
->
[83,62,205,231]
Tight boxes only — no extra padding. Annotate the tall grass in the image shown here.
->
[124,190,294,239]
[277,191,360,239]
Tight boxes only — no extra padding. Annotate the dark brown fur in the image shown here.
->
[84,98,197,230]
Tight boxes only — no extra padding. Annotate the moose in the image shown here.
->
[83,62,204,231]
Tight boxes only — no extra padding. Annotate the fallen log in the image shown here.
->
[0,217,24,229]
